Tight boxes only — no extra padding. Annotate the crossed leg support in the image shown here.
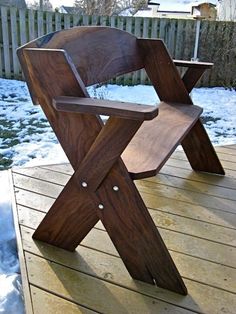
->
[33,116,188,295]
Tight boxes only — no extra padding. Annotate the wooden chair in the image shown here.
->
[17,26,224,295]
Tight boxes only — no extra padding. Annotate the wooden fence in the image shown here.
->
[0,6,236,87]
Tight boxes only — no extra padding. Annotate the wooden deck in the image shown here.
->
[10,145,236,314]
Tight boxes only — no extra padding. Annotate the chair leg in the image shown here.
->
[94,161,187,295]
[33,175,99,251]
[182,120,225,175]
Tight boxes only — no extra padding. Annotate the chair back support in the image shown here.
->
[19,27,144,87]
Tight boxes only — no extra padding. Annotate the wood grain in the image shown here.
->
[182,120,225,174]
[182,67,208,93]
[21,226,236,314]
[53,96,159,121]
[93,160,188,295]
[138,38,191,104]
[122,102,202,179]
[74,117,142,191]
[29,27,144,86]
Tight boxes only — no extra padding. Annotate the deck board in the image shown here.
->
[11,144,236,314]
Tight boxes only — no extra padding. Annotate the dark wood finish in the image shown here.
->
[54,96,158,121]
[22,48,102,169]
[17,26,224,295]
[138,38,224,175]
[94,159,187,295]
[74,117,142,191]
[122,102,202,179]
[33,176,98,251]
[138,39,191,104]
[182,67,209,93]
[21,48,101,244]
[174,60,213,69]
[18,27,144,88]
[182,120,225,174]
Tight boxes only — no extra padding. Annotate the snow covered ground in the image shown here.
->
[0,78,236,171]
[0,171,24,314]
[0,77,236,313]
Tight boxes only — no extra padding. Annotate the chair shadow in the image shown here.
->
[32,234,202,313]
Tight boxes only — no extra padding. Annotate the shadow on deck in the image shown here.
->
[9,145,236,314]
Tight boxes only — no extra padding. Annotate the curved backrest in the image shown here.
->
[16,26,146,170]
[18,26,144,86]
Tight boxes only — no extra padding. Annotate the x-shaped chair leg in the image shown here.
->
[138,39,224,175]
[33,115,188,295]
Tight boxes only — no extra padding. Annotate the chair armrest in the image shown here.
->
[53,96,159,121]
[173,60,213,69]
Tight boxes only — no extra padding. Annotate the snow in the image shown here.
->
[0,171,24,314]
[0,79,236,171]
[0,77,236,313]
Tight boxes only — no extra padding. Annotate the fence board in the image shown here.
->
[28,10,36,40]
[10,7,20,78]
[100,16,108,26]
[55,12,61,31]
[1,6,11,78]
[183,19,195,60]
[19,9,27,45]
[64,14,71,29]
[140,17,149,84]
[132,17,142,85]
[37,10,44,37]
[167,19,176,57]
[72,14,80,26]
[110,15,116,28]
[175,19,184,60]
[82,15,89,26]
[46,11,53,34]
[159,18,167,41]
[151,17,158,39]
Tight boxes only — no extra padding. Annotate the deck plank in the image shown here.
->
[21,225,236,314]
[11,145,236,314]
[30,286,97,314]
[13,173,236,248]
[26,253,193,314]
[19,207,236,268]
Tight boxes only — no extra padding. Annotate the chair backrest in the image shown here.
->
[17,27,147,170]
[18,26,144,87]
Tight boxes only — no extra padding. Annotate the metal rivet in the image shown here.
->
[113,186,119,191]
[98,204,104,210]
[81,181,88,188]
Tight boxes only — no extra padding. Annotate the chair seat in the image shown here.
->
[122,101,203,179]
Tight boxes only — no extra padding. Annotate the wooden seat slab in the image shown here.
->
[122,102,203,179]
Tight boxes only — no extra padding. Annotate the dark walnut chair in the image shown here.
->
[17,26,224,295]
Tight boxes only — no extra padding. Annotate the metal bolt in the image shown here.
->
[113,186,119,191]
[98,204,104,210]
[81,181,88,188]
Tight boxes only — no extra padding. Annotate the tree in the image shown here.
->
[0,0,27,8]
[73,0,147,16]
[217,0,236,21]
[28,0,53,11]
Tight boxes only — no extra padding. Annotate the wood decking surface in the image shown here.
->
[11,145,236,314]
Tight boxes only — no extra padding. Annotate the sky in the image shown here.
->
[48,0,75,8]
[26,0,75,9]
[25,0,218,10]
